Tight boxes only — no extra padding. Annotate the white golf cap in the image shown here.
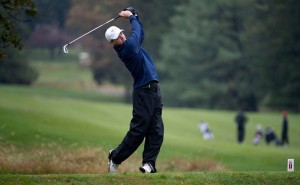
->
[105,26,123,42]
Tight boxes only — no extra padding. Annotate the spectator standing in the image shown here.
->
[281,110,289,146]
[235,110,248,143]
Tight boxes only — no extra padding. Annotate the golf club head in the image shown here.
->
[63,44,69,54]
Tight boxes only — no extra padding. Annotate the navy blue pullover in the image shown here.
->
[113,15,159,89]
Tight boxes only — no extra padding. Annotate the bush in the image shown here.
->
[0,48,38,85]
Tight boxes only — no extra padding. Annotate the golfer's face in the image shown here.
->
[111,32,126,46]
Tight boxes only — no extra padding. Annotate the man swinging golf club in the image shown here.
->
[105,7,164,174]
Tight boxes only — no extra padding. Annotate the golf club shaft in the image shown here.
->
[67,15,120,46]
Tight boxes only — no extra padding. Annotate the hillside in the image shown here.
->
[1,52,299,174]
[0,85,299,174]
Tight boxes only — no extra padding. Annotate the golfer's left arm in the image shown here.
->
[119,11,143,46]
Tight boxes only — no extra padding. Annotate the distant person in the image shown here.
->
[265,127,280,145]
[253,124,263,145]
[198,121,214,140]
[281,110,289,146]
[235,110,248,143]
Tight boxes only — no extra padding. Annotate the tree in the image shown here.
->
[0,47,38,84]
[159,0,257,110]
[133,0,186,60]
[0,0,36,59]
[33,0,71,29]
[246,0,300,111]
[25,0,72,58]
[26,24,67,58]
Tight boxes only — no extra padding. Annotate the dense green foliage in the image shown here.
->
[159,0,257,110]
[0,0,36,58]
[134,0,185,60]
[247,0,300,110]
[158,0,300,111]
[0,48,38,84]
[33,0,71,29]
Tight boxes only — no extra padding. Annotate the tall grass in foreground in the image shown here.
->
[0,143,225,174]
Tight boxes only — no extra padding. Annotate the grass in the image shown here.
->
[28,48,98,91]
[0,50,299,184]
[0,172,299,185]
[0,85,299,173]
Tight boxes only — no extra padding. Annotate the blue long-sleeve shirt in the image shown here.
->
[113,15,159,89]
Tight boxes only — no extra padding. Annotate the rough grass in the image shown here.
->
[0,143,107,174]
[0,143,225,174]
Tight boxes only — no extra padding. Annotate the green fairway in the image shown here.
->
[0,85,299,174]
[29,50,97,91]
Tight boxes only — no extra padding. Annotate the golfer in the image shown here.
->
[105,8,164,173]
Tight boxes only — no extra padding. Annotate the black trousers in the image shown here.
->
[238,127,245,143]
[281,130,289,145]
[111,84,164,170]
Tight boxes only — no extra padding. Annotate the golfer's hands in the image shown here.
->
[119,10,133,18]
[124,7,135,14]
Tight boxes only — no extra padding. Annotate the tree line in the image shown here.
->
[0,0,299,111]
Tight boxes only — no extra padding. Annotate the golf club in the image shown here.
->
[63,15,120,54]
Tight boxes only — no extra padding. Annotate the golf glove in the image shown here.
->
[124,7,137,16]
